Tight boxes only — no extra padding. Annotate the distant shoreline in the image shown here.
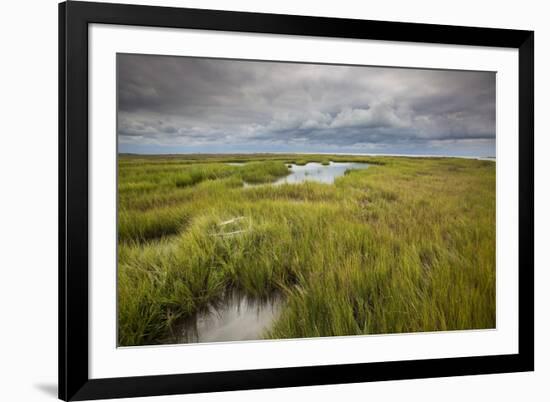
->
[119,151,496,161]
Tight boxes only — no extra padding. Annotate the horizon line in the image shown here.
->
[118,151,496,159]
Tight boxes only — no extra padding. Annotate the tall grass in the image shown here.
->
[238,161,290,183]
[117,154,495,346]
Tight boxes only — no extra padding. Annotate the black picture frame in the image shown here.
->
[59,1,534,400]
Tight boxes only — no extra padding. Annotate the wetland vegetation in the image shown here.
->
[117,153,496,346]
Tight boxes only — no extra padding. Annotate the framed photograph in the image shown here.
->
[59,1,534,400]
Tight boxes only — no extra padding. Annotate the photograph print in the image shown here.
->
[117,54,496,347]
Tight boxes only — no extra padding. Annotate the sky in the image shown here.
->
[117,54,496,157]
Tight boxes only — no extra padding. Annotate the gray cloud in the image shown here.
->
[117,54,495,155]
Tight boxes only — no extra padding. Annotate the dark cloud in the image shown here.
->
[117,54,496,155]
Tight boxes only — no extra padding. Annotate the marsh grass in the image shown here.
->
[239,161,291,184]
[117,154,495,346]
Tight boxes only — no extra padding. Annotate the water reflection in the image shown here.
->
[173,292,283,343]
[273,162,369,185]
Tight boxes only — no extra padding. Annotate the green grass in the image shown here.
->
[117,154,495,346]
[238,161,291,183]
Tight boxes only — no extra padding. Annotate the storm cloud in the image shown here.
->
[117,54,496,156]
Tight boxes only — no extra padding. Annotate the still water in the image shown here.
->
[173,293,283,344]
[273,162,369,185]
